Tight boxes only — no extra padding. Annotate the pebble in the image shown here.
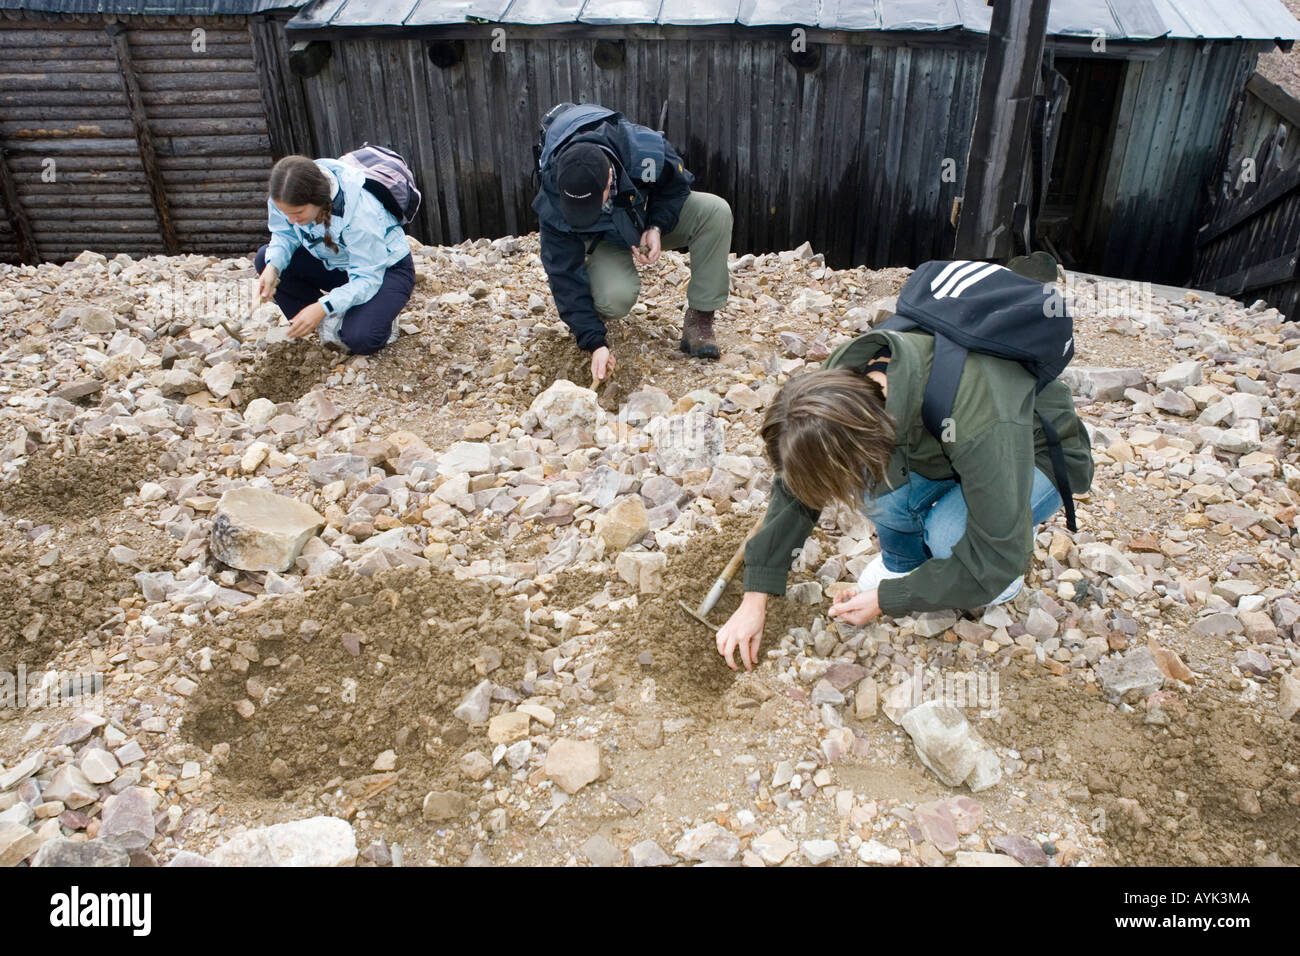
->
[1095,647,1166,703]
[0,822,40,866]
[857,840,903,865]
[543,739,601,794]
[487,710,532,745]
[99,787,156,851]
[628,840,676,867]
[454,680,494,724]
[580,833,622,867]
[674,822,740,862]
[751,828,798,864]
[799,839,840,865]
[422,791,469,822]
[209,816,357,866]
[990,834,1050,866]
[31,838,130,868]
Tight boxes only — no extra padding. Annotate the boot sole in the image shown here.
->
[679,337,720,360]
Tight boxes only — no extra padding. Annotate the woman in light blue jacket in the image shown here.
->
[254,155,414,353]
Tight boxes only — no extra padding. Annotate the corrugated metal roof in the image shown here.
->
[285,0,1300,40]
[0,0,310,13]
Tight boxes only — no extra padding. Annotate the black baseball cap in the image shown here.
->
[555,143,611,229]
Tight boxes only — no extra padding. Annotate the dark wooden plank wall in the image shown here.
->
[1192,73,1300,319]
[0,11,281,263]
[0,17,162,261]
[250,13,316,160]
[0,15,1271,279]
[297,35,986,268]
[1092,40,1261,284]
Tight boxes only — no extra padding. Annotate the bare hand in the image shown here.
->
[632,228,661,266]
[716,592,768,671]
[827,587,882,627]
[257,265,279,302]
[287,302,326,339]
[591,346,616,382]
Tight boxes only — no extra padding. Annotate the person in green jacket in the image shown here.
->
[715,324,1095,671]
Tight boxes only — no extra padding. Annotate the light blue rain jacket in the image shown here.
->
[263,158,410,322]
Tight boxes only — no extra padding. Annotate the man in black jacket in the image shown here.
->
[533,103,733,383]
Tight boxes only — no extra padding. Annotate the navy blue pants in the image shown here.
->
[254,244,415,355]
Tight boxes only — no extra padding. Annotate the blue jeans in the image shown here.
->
[864,468,1063,573]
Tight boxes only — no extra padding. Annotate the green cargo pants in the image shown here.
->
[585,191,733,319]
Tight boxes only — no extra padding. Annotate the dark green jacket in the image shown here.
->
[742,329,1095,615]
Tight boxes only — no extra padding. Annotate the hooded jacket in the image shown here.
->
[264,158,410,320]
[532,105,694,352]
[742,329,1096,615]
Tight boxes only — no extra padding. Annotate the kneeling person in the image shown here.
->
[716,264,1095,671]
[254,154,415,354]
[533,102,734,383]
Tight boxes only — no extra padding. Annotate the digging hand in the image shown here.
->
[716,591,767,672]
[591,346,616,383]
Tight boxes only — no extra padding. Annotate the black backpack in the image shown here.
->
[879,259,1079,531]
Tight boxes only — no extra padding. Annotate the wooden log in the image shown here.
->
[953,0,1050,261]
[0,123,132,142]
[106,21,176,254]
[147,117,269,137]
[1246,72,1300,131]
[142,88,266,107]
[134,73,260,92]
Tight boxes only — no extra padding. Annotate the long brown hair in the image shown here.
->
[761,367,896,511]
[269,156,338,253]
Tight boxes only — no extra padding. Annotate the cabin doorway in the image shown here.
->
[1040,57,1126,271]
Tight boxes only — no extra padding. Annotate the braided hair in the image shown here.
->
[269,155,339,253]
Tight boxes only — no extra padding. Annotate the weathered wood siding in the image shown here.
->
[1090,39,1263,284]
[292,33,986,269]
[0,11,281,263]
[1190,72,1300,318]
[0,14,1274,280]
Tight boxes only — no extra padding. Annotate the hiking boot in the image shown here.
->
[680,307,720,360]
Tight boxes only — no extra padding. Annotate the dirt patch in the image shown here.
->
[0,436,169,522]
[184,567,536,817]
[240,341,337,405]
[984,668,1300,866]
[525,322,661,411]
[612,510,824,712]
[0,528,150,675]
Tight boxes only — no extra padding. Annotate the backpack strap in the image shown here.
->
[1036,410,1077,533]
[922,333,967,441]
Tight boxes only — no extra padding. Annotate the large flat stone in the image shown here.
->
[210,487,325,572]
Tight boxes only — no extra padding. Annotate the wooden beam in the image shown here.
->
[1196,155,1300,246]
[953,0,1051,261]
[105,21,179,254]
[1246,72,1300,130]
[1203,247,1300,296]
[0,143,39,264]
